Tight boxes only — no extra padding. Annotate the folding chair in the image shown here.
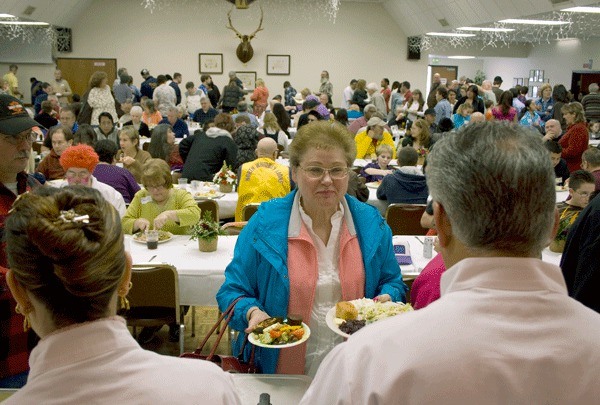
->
[385,203,427,235]
[197,199,219,222]
[242,203,261,221]
[125,264,185,354]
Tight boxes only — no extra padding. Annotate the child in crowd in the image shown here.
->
[520,99,543,129]
[452,103,472,129]
[484,99,494,121]
[545,140,570,186]
[589,121,600,139]
[360,144,394,183]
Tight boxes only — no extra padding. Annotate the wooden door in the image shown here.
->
[56,58,117,99]
[431,65,458,87]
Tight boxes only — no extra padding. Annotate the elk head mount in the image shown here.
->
[226,4,263,64]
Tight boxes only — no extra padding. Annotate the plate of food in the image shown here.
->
[132,230,173,244]
[194,190,225,200]
[366,181,381,189]
[248,316,310,349]
[326,298,413,338]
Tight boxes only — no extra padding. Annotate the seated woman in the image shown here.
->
[355,117,396,160]
[122,159,199,234]
[258,112,289,151]
[2,186,239,404]
[360,144,394,183]
[141,99,162,128]
[217,121,407,376]
[147,124,183,171]
[401,118,431,154]
[93,139,140,204]
[122,105,150,138]
[118,126,152,183]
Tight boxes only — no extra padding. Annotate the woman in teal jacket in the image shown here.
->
[216,189,407,374]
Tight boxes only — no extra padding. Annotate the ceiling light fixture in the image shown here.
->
[426,32,476,37]
[457,26,515,32]
[499,18,569,25]
[0,21,49,26]
[561,6,600,13]
[0,13,15,18]
[447,56,476,59]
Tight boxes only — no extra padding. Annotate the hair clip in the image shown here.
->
[59,209,90,224]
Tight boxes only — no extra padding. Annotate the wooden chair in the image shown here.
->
[197,199,219,222]
[221,221,248,235]
[385,203,427,236]
[124,264,184,354]
[242,203,261,221]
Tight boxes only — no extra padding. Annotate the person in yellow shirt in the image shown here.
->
[235,137,290,221]
[354,116,396,160]
[3,64,21,98]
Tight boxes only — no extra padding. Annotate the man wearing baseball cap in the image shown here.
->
[0,93,41,388]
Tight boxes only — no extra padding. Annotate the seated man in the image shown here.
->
[581,147,600,191]
[354,117,395,160]
[545,140,570,186]
[37,126,73,180]
[234,138,290,221]
[159,106,189,139]
[376,147,427,204]
[59,144,126,217]
[93,139,141,204]
[553,170,596,249]
[301,122,600,404]
[232,101,259,128]
[191,96,218,126]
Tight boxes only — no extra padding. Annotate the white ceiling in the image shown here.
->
[0,0,598,37]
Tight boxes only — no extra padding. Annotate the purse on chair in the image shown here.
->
[180,297,260,374]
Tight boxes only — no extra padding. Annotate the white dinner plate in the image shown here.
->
[132,231,174,244]
[248,322,311,349]
[194,191,225,200]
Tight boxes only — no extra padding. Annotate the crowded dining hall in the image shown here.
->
[2,0,600,403]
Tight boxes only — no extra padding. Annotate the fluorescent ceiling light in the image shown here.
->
[0,21,49,26]
[447,56,475,59]
[561,6,600,13]
[0,13,15,18]
[499,19,569,25]
[426,32,476,37]
[457,26,515,32]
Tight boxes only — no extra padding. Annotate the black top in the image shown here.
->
[179,131,238,181]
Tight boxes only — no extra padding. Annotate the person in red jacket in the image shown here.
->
[559,102,589,172]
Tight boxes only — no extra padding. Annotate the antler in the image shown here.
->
[226,6,243,39]
[248,4,264,40]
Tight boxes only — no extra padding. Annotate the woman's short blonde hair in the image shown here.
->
[539,83,552,97]
[457,103,473,114]
[289,121,356,168]
[376,144,393,156]
[89,71,107,88]
[141,159,173,189]
[256,78,265,87]
[262,112,281,131]
[119,126,140,150]
[561,102,586,124]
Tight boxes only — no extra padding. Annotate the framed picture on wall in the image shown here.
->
[266,54,290,75]
[237,71,257,90]
[199,53,223,74]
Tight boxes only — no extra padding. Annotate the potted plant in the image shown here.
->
[190,211,225,252]
[213,161,237,193]
[416,146,428,166]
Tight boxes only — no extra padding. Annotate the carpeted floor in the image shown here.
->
[133,306,234,357]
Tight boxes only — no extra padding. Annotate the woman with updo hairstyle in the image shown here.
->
[3,187,239,404]
[118,125,151,183]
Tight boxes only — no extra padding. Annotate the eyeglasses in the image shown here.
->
[65,170,91,179]
[145,184,167,191]
[1,132,37,145]
[300,166,349,179]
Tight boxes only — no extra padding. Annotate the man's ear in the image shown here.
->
[433,201,452,248]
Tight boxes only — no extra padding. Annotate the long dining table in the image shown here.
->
[127,234,563,307]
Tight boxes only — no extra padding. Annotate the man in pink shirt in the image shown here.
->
[301,122,600,404]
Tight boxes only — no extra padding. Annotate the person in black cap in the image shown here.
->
[423,108,437,133]
[0,93,42,388]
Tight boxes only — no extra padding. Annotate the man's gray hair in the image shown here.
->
[228,71,236,79]
[237,101,248,112]
[364,104,377,114]
[589,83,599,93]
[167,106,179,114]
[426,122,556,256]
[200,96,210,103]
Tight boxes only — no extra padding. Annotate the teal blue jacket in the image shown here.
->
[216,190,407,373]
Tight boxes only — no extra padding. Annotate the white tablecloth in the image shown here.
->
[590,138,599,147]
[127,234,237,306]
[180,184,238,219]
